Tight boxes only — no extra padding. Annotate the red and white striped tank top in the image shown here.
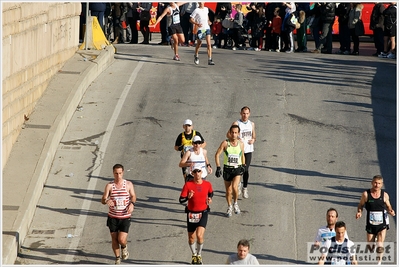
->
[108,180,131,219]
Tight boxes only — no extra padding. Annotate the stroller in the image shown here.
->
[221,16,251,49]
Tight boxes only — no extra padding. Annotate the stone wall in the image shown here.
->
[2,2,81,168]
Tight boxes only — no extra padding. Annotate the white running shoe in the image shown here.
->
[115,257,121,265]
[226,205,233,217]
[233,202,241,214]
[242,187,249,199]
[121,246,129,260]
[194,55,199,65]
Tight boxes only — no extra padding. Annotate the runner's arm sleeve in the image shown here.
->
[179,196,188,205]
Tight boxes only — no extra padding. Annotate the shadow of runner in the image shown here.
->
[371,61,396,210]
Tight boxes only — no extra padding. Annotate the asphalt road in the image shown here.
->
[16,38,396,265]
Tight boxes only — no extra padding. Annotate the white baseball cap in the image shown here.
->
[193,135,202,143]
[183,119,192,126]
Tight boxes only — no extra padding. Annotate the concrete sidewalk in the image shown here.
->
[2,45,115,265]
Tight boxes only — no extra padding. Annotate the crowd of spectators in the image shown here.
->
[80,2,397,59]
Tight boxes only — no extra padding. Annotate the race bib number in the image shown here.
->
[241,130,252,141]
[115,197,127,210]
[369,211,383,225]
[227,154,239,167]
[173,13,180,24]
[188,212,202,223]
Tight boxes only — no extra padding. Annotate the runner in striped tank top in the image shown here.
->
[102,164,136,264]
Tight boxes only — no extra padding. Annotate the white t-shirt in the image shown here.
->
[190,7,210,31]
[315,225,348,244]
[226,253,259,265]
[322,238,356,265]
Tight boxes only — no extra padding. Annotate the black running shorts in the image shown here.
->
[107,216,131,233]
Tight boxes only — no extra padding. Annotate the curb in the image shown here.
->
[2,45,114,265]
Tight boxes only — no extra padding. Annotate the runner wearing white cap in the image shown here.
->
[179,135,212,182]
[175,119,207,182]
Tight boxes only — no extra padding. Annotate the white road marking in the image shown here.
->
[64,59,145,263]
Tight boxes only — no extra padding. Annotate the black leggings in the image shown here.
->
[243,153,252,187]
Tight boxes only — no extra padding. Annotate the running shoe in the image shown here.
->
[197,255,203,264]
[387,52,396,59]
[173,55,180,61]
[234,202,241,214]
[194,55,199,65]
[208,59,215,65]
[378,52,388,58]
[242,187,249,199]
[115,256,121,265]
[121,246,129,260]
[191,254,198,264]
[226,205,233,217]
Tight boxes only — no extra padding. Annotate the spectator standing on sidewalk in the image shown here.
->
[180,2,198,46]
[295,3,309,52]
[231,4,245,50]
[370,3,386,56]
[216,2,232,49]
[379,2,397,59]
[312,2,335,54]
[308,2,321,51]
[226,239,259,265]
[348,3,363,55]
[179,164,213,265]
[127,3,139,44]
[211,15,223,48]
[271,7,282,52]
[281,2,296,53]
[89,2,107,32]
[215,125,245,217]
[101,164,137,265]
[190,2,215,65]
[156,2,170,45]
[335,3,351,55]
[138,2,152,44]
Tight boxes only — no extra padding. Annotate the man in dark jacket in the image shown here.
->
[335,3,351,54]
[312,2,335,54]
[89,3,107,31]
[138,2,152,44]
[216,3,232,48]
[370,3,386,56]
[379,2,397,58]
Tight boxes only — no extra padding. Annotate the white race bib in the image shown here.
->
[227,154,239,167]
[188,212,202,223]
[173,13,180,24]
[115,197,127,210]
[369,211,383,225]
